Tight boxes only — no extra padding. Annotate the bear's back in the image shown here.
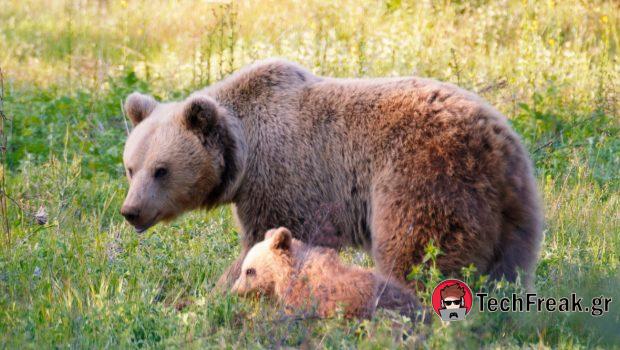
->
[280,244,375,318]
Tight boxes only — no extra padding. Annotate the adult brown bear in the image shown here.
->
[120,59,543,288]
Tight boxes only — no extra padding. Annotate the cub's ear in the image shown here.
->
[269,227,292,251]
[181,95,224,137]
[264,228,279,240]
[124,92,157,126]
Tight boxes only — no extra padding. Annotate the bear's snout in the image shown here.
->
[120,200,160,233]
[120,205,141,224]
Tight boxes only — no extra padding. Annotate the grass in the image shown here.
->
[0,0,618,348]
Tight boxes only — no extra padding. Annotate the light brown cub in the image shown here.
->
[232,227,426,321]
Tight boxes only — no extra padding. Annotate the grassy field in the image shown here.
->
[1,0,619,348]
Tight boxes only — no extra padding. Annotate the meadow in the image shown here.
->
[0,0,618,348]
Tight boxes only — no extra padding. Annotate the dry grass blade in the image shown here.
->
[0,67,11,246]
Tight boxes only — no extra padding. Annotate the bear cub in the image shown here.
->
[231,227,427,321]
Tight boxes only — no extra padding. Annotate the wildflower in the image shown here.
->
[35,205,47,225]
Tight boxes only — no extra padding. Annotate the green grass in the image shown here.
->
[1,0,619,348]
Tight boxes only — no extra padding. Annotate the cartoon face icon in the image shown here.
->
[441,284,465,309]
[432,279,473,322]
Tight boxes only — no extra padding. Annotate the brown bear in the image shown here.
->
[121,59,542,289]
[231,227,426,321]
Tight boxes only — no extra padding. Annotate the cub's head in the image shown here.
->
[121,92,246,232]
[231,227,294,297]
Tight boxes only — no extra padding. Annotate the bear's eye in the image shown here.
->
[245,268,256,277]
[154,167,168,179]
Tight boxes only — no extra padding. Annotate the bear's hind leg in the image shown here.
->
[369,180,499,289]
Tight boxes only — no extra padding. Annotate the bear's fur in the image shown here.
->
[232,227,426,320]
[121,59,543,288]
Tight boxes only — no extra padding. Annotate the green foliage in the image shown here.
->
[513,91,619,190]
[5,71,150,177]
[1,0,618,348]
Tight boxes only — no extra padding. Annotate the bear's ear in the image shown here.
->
[264,228,277,240]
[181,95,223,137]
[269,227,292,252]
[124,92,157,126]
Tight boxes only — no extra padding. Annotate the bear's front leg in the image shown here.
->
[215,248,249,291]
[215,222,263,291]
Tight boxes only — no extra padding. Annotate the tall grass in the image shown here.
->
[0,0,618,348]
[0,68,11,247]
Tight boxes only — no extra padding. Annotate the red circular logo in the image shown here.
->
[431,279,473,321]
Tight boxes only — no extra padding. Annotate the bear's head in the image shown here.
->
[121,92,246,232]
[231,227,294,297]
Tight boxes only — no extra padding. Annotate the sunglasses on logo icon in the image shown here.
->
[442,299,463,306]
